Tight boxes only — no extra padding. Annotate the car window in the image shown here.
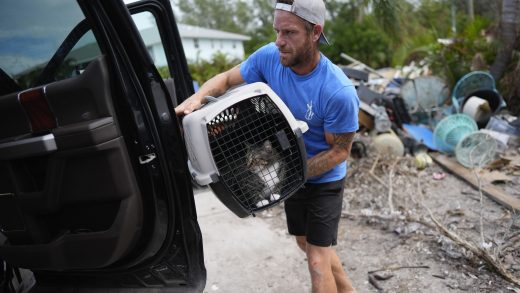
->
[132,11,170,78]
[56,31,102,79]
[0,0,88,90]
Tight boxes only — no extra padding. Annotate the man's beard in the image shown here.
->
[279,37,313,68]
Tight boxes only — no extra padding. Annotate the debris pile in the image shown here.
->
[340,54,520,208]
[338,55,520,290]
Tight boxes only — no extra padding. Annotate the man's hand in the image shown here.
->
[175,65,245,116]
[175,95,206,116]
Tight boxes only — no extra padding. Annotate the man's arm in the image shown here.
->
[175,64,245,115]
[306,131,356,178]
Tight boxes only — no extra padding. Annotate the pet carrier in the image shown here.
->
[182,82,309,218]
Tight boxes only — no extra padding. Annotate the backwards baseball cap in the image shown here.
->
[275,0,330,45]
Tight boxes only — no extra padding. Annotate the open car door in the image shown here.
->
[0,0,205,291]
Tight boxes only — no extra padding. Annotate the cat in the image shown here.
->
[242,140,285,208]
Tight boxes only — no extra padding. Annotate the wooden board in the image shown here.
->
[431,153,520,212]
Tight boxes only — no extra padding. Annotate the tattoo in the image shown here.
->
[332,132,356,151]
[306,152,331,178]
[306,132,356,177]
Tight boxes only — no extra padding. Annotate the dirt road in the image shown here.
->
[196,155,520,292]
[195,188,310,293]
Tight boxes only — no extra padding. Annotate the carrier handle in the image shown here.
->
[204,96,219,103]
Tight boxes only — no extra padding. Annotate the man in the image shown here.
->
[175,0,359,292]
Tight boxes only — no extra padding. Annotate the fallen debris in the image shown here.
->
[431,153,520,211]
[417,175,520,287]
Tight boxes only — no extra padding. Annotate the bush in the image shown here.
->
[424,17,496,88]
[188,52,241,85]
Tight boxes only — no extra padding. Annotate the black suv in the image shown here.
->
[0,0,209,291]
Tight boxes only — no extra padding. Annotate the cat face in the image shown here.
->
[246,140,274,168]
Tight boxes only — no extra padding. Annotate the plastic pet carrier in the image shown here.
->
[182,82,308,217]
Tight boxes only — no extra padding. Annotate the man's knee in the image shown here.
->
[306,244,332,270]
[295,236,307,252]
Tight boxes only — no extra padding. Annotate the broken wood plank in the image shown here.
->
[431,153,520,212]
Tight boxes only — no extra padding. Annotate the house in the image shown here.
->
[178,24,250,62]
[140,24,250,66]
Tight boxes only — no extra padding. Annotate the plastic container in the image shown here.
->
[433,114,478,154]
[486,116,520,137]
[455,131,497,168]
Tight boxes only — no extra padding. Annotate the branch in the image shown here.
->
[416,175,520,286]
[388,158,401,214]
[368,154,389,189]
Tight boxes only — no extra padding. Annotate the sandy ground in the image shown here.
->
[195,188,310,293]
[196,154,520,293]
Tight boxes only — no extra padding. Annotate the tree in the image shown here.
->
[322,15,393,68]
[173,0,251,34]
[490,0,520,81]
[320,0,405,67]
[244,0,276,54]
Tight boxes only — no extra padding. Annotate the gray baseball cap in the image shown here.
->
[275,0,330,45]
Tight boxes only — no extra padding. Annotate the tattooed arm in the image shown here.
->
[175,64,244,115]
[306,131,356,178]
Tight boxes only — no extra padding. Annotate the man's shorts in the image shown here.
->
[284,178,345,247]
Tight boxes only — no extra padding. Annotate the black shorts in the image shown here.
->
[284,178,345,247]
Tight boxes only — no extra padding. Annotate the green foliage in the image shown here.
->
[415,0,453,36]
[243,0,276,55]
[322,16,393,69]
[187,52,240,85]
[173,0,251,34]
[372,0,403,39]
[424,16,496,88]
[157,66,171,79]
[171,0,505,90]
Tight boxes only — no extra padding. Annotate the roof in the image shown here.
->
[177,24,250,41]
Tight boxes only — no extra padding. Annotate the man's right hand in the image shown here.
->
[175,95,205,116]
[174,65,244,116]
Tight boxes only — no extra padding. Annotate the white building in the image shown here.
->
[179,24,250,62]
[140,24,250,65]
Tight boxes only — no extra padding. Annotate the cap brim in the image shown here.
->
[319,33,330,45]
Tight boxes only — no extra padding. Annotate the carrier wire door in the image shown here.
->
[183,82,308,217]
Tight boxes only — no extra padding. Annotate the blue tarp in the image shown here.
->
[403,123,438,151]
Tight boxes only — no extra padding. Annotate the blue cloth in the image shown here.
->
[240,43,359,183]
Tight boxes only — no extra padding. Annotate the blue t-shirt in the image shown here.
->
[240,43,360,183]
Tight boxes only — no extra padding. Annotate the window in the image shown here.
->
[132,11,169,78]
[0,0,91,90]
[194,38,199,49]
[58,31,102,78]
[147,46,156,62]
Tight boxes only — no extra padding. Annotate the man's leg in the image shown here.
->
[306,243,337,293]
[296,236,356,293]
[330,247,356,293]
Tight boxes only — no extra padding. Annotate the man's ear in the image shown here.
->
[313,24,323,43]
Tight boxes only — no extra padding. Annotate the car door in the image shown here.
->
[0,0,205,291]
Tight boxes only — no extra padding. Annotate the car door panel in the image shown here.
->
[1,0,205,290]
[0,94,31,140]
[45,56,114,127]
[0,54,144,271]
